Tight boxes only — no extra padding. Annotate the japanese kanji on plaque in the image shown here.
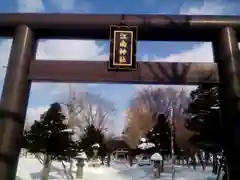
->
[108,25,137,71]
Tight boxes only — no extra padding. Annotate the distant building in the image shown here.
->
[109,136,130,159]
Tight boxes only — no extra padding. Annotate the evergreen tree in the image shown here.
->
[79,125,106,159]
[185,84,222,154]
[24,102,79,161]
[145,113,180,156]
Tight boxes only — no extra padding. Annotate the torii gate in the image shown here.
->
[0,13,239,180]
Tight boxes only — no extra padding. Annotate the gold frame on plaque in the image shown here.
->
[108,25,137,71]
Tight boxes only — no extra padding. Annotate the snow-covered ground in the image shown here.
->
[16,157,217,180]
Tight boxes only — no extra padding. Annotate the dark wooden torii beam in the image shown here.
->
[0,13,240,41]
[29,60,219,85]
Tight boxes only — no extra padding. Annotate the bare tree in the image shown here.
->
[55,86,116,177]
[60,85,86,131]
[127,86,194,153]
[131,86,190,117]
[123,107,154,149]
[56,85,116,139]
[55,85,90,179]
[79,92,116,132]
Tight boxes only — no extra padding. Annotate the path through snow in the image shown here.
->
[16,157,217,180]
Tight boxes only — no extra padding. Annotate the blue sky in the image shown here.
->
[0,0,240,134]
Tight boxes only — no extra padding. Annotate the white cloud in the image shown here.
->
[0,0,237,133]
[0,39,107,80]
[0,39,107,91]
[146,43,213,63]
[180,0,238,15]
[17,0,44,12]
[135,0,234,93]
[137,43,213,92]
[51,0,76,11]
[135,85,197,94]
[50,83,87,102]
[0,0,44,79]
[36,40,107,60]
[0,0,106,125]
[0,0,107,89]
[26,105,48,124]
[50,0,92,12]
[0,39,12,80]
[23,38,107,119]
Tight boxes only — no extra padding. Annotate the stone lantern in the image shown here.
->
[151,153,163,178]
[92,143,100,159]
[75,152,87,179]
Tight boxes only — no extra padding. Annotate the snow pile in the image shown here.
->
[151,153,162,161]
[76,152,87,159]
[16,157,217,180]
[17,157,75,180]
[16,157,124,180]
[138,142,155,150]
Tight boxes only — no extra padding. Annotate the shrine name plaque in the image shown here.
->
[108,25,137,71]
